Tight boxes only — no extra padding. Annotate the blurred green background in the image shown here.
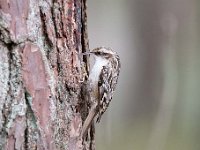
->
[87,0,200,150]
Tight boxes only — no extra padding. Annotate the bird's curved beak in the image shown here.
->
[78,51,93,59]
[81,51,93,56]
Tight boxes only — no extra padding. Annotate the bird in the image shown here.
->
[81,47,121,137]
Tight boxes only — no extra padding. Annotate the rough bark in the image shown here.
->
[0,0,93,149]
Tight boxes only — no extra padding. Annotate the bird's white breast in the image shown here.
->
[89,56,109,84]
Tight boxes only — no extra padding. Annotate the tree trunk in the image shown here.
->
[0,0,93,149]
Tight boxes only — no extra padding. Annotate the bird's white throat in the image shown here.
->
[89,56,109,83]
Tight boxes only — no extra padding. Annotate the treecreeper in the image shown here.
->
[81,47,121,137]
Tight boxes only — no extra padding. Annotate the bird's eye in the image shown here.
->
[96,52,101,55]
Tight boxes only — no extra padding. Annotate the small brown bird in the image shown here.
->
[81,47,121,137]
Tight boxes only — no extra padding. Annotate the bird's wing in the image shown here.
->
[96,63,120,122]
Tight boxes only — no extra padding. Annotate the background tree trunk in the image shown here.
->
[0,0,93,149]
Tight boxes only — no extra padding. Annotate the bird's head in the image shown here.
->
[82,47,117,60]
